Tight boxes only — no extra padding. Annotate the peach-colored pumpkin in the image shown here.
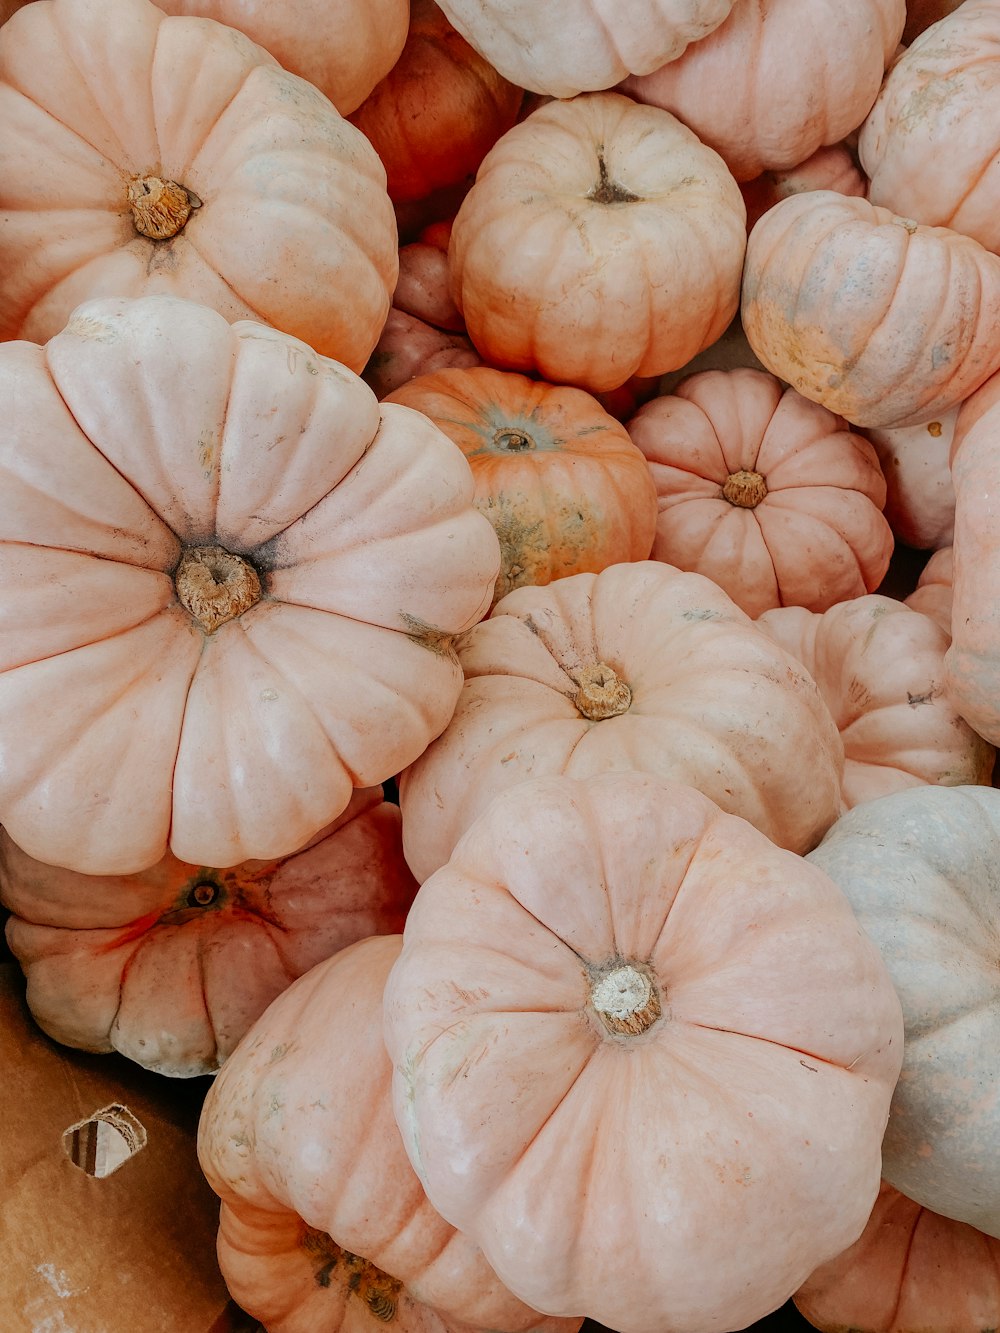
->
[198,935,581,1333]
[0,788,417,1078]
[905,546,953,636]
[433,0,737,97]
[795,1181,1000,1333]
[0,294,500,876]
[623,0,904,183]
[865,410,956,550]
[627,368,893,618]
[756,596,993,810]
[386,367,658,605]
[449,92,747,394]
[384,770,904,1333]
[349,0,523,204]
[860,2,1000,255]
[0,0,398,366]
[152,0,408,115]
[740,142,868,233]
[399,560,845,882]
[742,191,1000,429]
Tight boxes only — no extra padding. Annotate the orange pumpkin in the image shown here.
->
[0,0,398,367]
[386,367,658,605]
[627,368,893,617]
[0,295,500,875]
[449,92,747,393]
[1,789,417,1077]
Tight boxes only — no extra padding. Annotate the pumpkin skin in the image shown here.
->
[0,0,398,367]
[198,935,581,1333]
[945,371,1000,744]
[384,771,904,1333]
[0,788,417,1078]
[806,785,1000,1236]
[449,93,748,394]
[865,409,955,550]
[795,1181,1000,1333]
[627,368,893,618]
[740,142,868,233]
[860,2,1000,255]
[386,367,659,605]
[742,191,1000,429]
[399,560,845,882]
[431,0,737,98]
[349,0,523,204]
[0,295,500,876]
[756,596,993,811]
[905,545,953,637]
[622,0,904,183]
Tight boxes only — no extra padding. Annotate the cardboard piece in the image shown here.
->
[0,963,244,1331]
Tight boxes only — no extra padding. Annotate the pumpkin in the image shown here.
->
[795,1181,1000,1333]
[860,3,1000,255]
[756,596,993,810]
[905,546,953,637]
[622,0,904,183]
[449,92,748,394]
[0,788,417,1078]
[807,785,1000,1236]
[198,935,582,1333]
[740,142,869,233]
[741,191,1000,429]
[399,560,845,882]
[349,0,523,205]
[945,370,1000,744]
[385,367,659,605]
[151,0,409,116]
[0,0,398,367]
[384,770,904,1333]
[626,368,893,618]
[865,410,955,550]
[431,0,737,98]
[0,294,500,876]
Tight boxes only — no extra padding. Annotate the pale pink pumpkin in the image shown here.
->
[198,935,581,1333]
[905,546,953,637]
[449,92,748,394]
[0,294,500,876]
[384,771,904,1333]
[623,0,904,182]
[865,410,956,550]
[741,142,868,233]
[860,2,1000,255]
[399,560,845,882]
[0,0,398,366]
[432,0,737,97]
[742,191,1000,429]
[795,1181,1000,1333]
[0,789,417,1078]
[757,596,993,810]
[152,0,408,115]
[627,368,893,618]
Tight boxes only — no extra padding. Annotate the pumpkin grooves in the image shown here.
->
[591,963,662,1036]
[174,545,262,634]
[722,469,768,508]
[573,662,632,720]
[128,175,198,240]
[302,1228,402,1320]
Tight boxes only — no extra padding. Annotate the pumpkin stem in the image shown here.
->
[573,662,632,720]
[493,428,535,452]
[591,963,661,1037]
[128,175,199,240]
[722,469,768,508]
[175,545,262,634]
[589,152,641,206]
[301,1230,402,1319]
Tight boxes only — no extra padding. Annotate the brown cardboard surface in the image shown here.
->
[0,963,233,1332]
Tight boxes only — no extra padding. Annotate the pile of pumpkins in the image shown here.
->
[2,0,1000,1329]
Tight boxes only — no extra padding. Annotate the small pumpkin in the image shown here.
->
[449,92,748,394]
[384,770,904,1333]
[386,367,659,605]
[740,142,868,233]
[864,410,955,550]
[0,788,417,1077]
[627,368,893,617]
